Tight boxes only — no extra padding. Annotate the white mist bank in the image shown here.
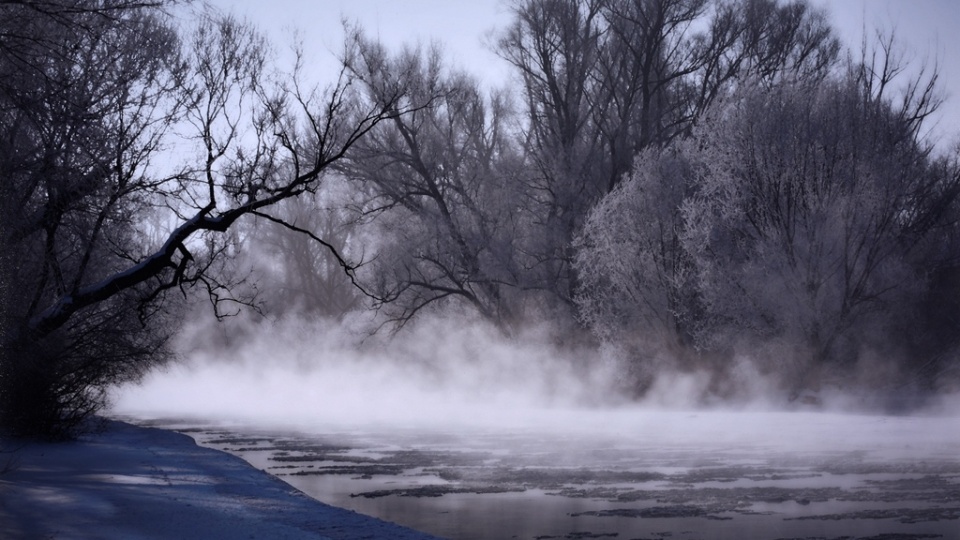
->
[112,314,960,451]
[113,314,619,428]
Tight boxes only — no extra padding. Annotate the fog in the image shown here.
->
[5,0,956,535]
[113,314,618,430]
[112,312,960,437]
[99,0,959,477]
[112,314,960,539]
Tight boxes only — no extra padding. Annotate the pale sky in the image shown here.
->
[212,0,960,151]
[809,0,960,150]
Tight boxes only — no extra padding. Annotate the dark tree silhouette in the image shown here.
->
[0,1,400,437]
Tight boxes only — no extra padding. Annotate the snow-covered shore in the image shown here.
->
[0,420,442,540]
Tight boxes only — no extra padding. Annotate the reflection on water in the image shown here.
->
[135,410,960,540]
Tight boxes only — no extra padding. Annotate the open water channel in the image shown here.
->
[131,409,960,540]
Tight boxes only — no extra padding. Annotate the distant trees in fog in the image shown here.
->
[490,0,841,317]
[337,33,524,327]
[3,0,959,436]
[335,0,960,397]
[240,188,365,319]
[579,72,960,395]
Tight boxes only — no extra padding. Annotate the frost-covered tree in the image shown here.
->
[574,147,700,381]
[575,29,959,396]
[499,0,840,316]
[680,72,958,392]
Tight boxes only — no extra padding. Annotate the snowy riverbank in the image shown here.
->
[0,420,442,540]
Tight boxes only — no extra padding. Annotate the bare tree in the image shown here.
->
[0,0,189,436]
[593,0,711,191]
[496,0,607,310]
[0,2,399,437]
[497,0,840,316]
[339,32,522,328]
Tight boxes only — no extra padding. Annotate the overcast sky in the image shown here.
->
[213,0,960,151]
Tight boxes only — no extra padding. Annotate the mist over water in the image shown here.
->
[114,314,621,430]
[103,0,960,442]
[114,315,960,540]
[113,312,960,436]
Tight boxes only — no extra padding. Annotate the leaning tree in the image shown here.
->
[0,1,401,438]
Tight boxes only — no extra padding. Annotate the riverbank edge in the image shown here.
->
[0,418,444,539]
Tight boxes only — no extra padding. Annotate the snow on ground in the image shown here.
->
[0,420,442,540]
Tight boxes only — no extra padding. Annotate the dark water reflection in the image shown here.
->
[137,410,960,540]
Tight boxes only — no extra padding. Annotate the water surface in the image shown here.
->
[132,410,960,540]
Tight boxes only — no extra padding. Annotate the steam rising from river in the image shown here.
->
[112,313,960,432]
[111,315,960,540]
[114,314,617,429]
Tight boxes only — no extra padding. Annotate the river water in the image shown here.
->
[130,409,960,540]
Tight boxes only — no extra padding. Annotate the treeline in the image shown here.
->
[256,0,958,400]
[2,0,958,437]
[337,0,847,329]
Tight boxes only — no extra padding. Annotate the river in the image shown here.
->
[126,409,960,540]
